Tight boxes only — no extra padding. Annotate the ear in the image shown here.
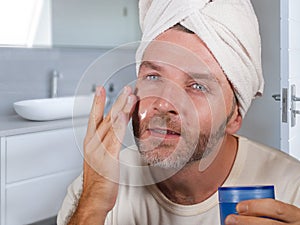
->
[226,107,242,134]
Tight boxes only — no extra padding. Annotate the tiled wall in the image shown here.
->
[0,47,137,117]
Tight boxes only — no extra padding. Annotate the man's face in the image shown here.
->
[132,28,236,169]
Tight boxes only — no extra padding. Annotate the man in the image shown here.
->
[58,0,300,224]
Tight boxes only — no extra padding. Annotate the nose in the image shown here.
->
[152,80,183,116]
[152,91,178,115]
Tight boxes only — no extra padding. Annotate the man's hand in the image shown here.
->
[68,86,136,225]
[225,199,300,225]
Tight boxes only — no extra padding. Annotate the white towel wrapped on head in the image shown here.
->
[136,0,264,118]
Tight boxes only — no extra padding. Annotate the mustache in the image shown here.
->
[132,112,183,138]
[148,115,181,132]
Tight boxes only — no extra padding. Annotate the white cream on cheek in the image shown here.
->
[140,110,147,121]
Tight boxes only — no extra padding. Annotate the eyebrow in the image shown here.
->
[139,61,164,72]
[188,72,217,83]
[140,61,218,83]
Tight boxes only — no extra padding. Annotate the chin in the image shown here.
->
[138,144,195,169]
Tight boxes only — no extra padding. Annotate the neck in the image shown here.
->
[156,134,238,205]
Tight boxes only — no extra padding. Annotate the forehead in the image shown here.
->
[140,28,228,84]
[141,41,211,77]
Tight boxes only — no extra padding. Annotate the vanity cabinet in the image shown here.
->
[0,126,85,225]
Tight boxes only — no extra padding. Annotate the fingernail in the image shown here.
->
[237,203,248,214]
[225,215,237,225]
[96,86,102,96]
[127,95,135,105]
[123,86,130,94]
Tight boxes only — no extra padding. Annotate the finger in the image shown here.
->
[85,86,106,143]
[87,112,127,181]
[97,92,137,142]
[108,86,132,121]
[85,118,114,155]
[103,111,127,157]
[225,214,285,225]
[123,95,137,119]
[86,110,128,160]
[237,198,300,223]
[85,92,137,155]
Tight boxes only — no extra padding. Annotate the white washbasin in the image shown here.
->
[13,95,94,121]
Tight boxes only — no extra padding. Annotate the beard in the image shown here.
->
[132,109,227,170]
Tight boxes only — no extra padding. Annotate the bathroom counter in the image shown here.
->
[0,115,88,136]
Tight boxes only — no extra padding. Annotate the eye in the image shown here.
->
[146,74,159,81]
[190,83,207,92]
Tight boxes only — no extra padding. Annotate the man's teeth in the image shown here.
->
[152,129,178,135]
[153,129,167,135]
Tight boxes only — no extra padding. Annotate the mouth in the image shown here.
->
[148,128,180,139]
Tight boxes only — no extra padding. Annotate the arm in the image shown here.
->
[225,199,300,225]
[67,86,136,225]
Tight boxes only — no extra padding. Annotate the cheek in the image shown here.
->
[191,96,227,132]
[135,98,155,121]
[190,101,212,132]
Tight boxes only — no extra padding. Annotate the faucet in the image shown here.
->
[50,70,63,98]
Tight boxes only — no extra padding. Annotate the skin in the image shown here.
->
[68,86,137,224]
[68,28,300,225]
[133,32,238,172]
[131,28,242,205]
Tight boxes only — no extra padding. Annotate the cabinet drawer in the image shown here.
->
[6,127,85,183]
[6,170,81,225]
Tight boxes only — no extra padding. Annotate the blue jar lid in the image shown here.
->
[218,186,275,203]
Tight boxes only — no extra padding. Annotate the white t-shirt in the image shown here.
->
[57,136,300,225]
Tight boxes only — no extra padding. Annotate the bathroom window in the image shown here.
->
[0,0,52,47]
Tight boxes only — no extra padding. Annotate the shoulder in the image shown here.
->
[235,136,300,204]
[238,135,300,166]
[236,135,300,184]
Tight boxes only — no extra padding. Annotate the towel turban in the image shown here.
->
[136,0,264,117]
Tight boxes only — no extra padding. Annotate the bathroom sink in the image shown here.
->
[13,95,94,121]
